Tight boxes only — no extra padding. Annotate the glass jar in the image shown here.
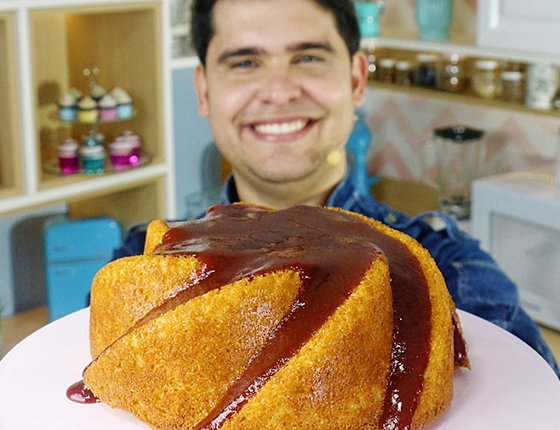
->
[366,52,377,80]
[80,145,105,175]
[439,54,466,93]
[472,60,500,100]
[57,139,80,175]
[501,70,525,104]
[552,90,560,111]
[377,58,395,83]
[414,54,439,88]
[395,61,412,86]
[526,63,559,110]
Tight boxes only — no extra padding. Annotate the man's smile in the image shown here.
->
[253,119,309,135]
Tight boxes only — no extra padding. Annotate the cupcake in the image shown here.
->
[112,87,133,119]
[68,87,83,102]
[78,96,99,124]
[90,84,107,103]
[58,93,78,121]
[57,139,80,175]
[98,94,118,122]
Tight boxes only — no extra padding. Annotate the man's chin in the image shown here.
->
[250,167,315,185]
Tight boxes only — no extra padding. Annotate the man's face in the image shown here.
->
[195,0,367,187]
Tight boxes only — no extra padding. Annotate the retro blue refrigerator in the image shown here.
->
[44,217,122,321]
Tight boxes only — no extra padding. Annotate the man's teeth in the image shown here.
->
[254,119,307,135]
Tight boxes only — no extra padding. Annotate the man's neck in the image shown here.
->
[232,163,346,209]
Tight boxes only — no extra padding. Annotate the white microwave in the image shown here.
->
[472,170,560,331]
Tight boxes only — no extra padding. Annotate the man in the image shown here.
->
[119,0,558,376]
[192,0,367,210]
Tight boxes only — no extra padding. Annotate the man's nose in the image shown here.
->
[258,69,302,105]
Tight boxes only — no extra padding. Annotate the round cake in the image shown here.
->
[81,204,469,430]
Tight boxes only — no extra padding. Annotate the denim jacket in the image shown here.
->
[115,172,559,378]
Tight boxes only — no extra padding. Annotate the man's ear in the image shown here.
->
[194,64,210,118]
[350,51,369,108]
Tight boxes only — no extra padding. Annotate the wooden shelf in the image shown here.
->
[361,28,560,66]
[0,11,23,200]
[368,81,560,119]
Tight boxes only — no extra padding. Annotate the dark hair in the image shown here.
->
[191,0,361,66]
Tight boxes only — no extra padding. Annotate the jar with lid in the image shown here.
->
[472,60,500,99]
[438,54,466,93]
[395,61,412,86]
[377,58,395,83]
[80,144,106,175]
[57,139,80,175]
[526,63,559,110]
[414,54,439,88]
[501,70,525,104]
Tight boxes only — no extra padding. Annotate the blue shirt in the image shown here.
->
[219,172,560,377]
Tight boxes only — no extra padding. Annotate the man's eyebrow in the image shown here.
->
[287,42,334,53]
[216,42,334,63]
[217,47,264,64]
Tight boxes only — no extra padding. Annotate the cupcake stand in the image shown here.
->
[43,67,149,177]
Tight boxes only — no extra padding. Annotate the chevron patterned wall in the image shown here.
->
[363,88,560,183]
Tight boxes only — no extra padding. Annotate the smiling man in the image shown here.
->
[172,0,560,377]
[193,0,368,209]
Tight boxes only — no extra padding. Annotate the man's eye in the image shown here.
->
[297,55,322,64]
[232,59,256,69]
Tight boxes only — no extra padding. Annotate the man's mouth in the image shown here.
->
[252,119,310,136]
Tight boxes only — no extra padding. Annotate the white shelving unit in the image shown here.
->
[361,28,560,66]
[0,0,177,229]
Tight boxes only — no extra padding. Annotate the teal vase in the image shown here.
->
[354,2,384,38]
[415,0,454,41]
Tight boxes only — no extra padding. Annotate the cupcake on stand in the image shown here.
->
[58,93,78,121]
[112,86,134,119]
[77,96,98,124]
[98,94,118,122]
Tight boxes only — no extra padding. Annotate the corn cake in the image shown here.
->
[81,204,469,430]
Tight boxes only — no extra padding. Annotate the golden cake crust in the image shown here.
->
[85,205,463,430]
